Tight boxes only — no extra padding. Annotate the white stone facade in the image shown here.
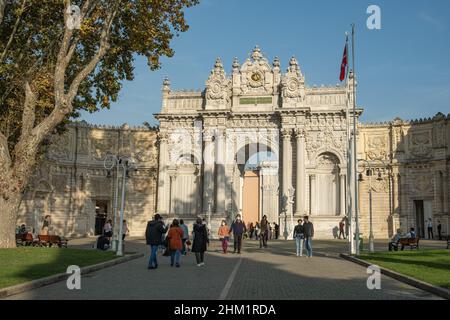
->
[155,46,450,239]
[17,122,158,238]
[19,47,449,240]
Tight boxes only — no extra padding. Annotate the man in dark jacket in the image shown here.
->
[145,214,168,269]
[229,215,246,254]
[303,216,314,257]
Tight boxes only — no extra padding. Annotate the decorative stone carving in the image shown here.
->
[411,174,433,195]
[205,58,231,108]
[306,127,345,160]
[317,153,340,167]
[134,139,156,163]
[409,131,432,159]
[48,132,72,160]
[90,138,115,161]
[239,46,274,95]
[281,56,305,105]
[371,178,389,193]
[366,135,388,160]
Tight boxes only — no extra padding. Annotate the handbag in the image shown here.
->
[163,247,170,256]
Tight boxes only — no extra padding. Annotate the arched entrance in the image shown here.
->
[233,142,279,226]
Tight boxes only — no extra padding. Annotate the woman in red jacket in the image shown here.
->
[167,219,184,267]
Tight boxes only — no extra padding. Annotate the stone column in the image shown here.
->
[156,132,169,214]
[203,129,215,214]
[216,129,226,215]
[392,172,400,215]
[282,129,293,213]
[434,171,442,214]
[295,129,305,216]
[443,172,448,213]
[340,173,346,216]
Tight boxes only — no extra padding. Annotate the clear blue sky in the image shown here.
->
[80,0,450,126]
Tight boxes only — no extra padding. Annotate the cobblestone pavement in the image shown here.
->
[6,238,442,300]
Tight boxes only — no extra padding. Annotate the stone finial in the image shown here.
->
[251,45,263,61]
[273,56,280,68]
[232,57,240,71]
[162,77,170,91]
[433,112,445,121]
[209,57,225,78]
[214,57,223,69]
[287,56,302,76]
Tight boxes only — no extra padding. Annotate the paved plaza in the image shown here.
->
[5,237,445,300]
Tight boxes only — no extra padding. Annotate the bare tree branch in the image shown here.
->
[32,3,118,145]
[21,81,36,136]
[0,0,27,63]
[66,4,118,102]
[0,0,6,25]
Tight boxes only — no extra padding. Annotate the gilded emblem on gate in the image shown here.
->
[248,71,263,87]
[251,72,261,82]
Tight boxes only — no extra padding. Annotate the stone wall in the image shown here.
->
[358,113,450,239]
[17,122,159,238]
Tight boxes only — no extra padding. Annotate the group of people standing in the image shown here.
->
[217,215,276,254]
[248,220,280,241]
[145,214,209,269]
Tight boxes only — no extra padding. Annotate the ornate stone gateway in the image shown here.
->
[155,46,357,238]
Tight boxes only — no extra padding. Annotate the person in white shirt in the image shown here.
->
[103,219,113,240]
[427,218,434,239]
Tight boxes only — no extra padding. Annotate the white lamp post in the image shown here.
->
[104,154,136,256]
[104,154,121,251]
[357,158,390,253]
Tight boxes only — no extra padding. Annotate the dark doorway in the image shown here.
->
[95,200,108,236]
[414,200,425,238]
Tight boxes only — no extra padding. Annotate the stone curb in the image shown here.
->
[0,252,144,299]
[340,253,450,300]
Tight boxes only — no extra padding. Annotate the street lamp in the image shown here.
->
[104,154,136,256]
[104,154,121,251]
[357,158,391,253]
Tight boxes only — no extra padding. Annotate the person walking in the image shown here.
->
[338,218,346,239]
[293,219,304,257]
[122,219,130,241]
[427,218,434,239]
[103,219,113,241]
[218,220,230,254]
[248,222,255,239]
[274,222,279,240]
[192,217,209,266]
[437,220,442,240]
[180,219,189,255]
[259,215,269,248]
[167,219,183,268]
[230,215,246,254]
[254,222,260,240]
[145,214,168,270]
[303,216,314,258]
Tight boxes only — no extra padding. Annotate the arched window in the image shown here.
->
[310,152,341,216]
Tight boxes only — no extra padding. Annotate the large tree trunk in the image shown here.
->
[0,194,22,248]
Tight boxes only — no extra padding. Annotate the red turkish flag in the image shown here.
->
[340,42,348,81]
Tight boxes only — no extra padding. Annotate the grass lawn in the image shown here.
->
[358,250,450,290]
[0,247,117,289]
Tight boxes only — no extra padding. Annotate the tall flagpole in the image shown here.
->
[351,23,360,255]
[344,32,354,255]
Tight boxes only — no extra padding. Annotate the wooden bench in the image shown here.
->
[15,233,36,246]
[399,237,420,250]
[38,235,68,248]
